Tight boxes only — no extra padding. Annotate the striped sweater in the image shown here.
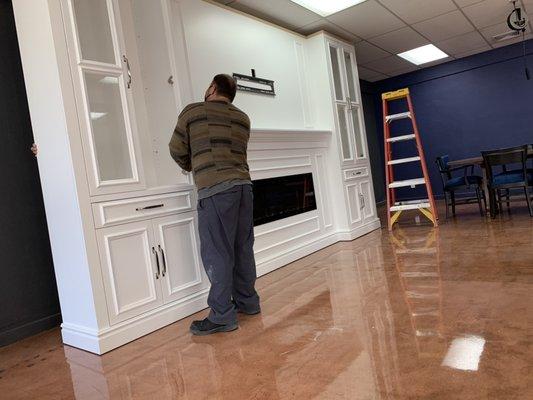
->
[169,100,251,190]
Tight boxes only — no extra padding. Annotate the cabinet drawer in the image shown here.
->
[93,192,193,228]
[344,167,368,181]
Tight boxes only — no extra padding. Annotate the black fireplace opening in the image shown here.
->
[252,173,317,226]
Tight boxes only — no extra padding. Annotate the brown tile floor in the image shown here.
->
[1,203,532,399]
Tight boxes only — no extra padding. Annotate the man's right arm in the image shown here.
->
[169,110,192,172]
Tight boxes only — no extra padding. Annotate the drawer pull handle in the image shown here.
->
[355,171,362,175]
[136,204,164,211]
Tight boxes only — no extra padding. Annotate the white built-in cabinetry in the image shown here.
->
[13,0,379,354]
[321,35,378,234]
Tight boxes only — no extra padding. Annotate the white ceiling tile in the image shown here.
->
[387,64,420,76]
[297,20,361,42]
[357,66,387,81]
[368,26,428,54]
[354,41,391,63]
[363,55,415,74]
[479,21,532,45]
[231,0,321,30]
[462,0,515,29]
[454,0,483,7]
[437,31,489,56]
[365,73,390,82]
[413,10,475,42]
[378,0,457,24]
[326,0,405,39]
[454,45,491,58]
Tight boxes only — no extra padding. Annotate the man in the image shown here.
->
[169,74,260,336]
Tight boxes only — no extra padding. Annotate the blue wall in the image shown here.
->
[363,39,533,203]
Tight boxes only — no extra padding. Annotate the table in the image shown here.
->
[448,146,533,212]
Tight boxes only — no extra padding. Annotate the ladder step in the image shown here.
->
[395,248,437,254]
[401,272,439,278]
[386,112,411,122]
[412,310,440,317]
[406,291,439,299]
[416,330,439,337]
[388,156,421,165]
[387,134,416,143]
[388,178,426,189]
[390,200,430,211]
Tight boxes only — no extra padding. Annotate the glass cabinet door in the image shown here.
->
[72,0,117,64]
[329,46,344,102]
[343,50,357,103]
[329,44,354,163]
[329,42,367,164]
[66,0,143,193]
[349,106,365,159]
[337,104,353,160]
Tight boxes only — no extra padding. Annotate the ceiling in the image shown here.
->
[213,0,533,81]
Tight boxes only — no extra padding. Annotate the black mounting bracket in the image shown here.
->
[233,69,275,96]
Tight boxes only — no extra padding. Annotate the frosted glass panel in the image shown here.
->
[85,72,134,181]
[337,105,352,160]
[72,0,116,64]
[329,46,343,101]
[350,107,365,158]
[344,51,356,101]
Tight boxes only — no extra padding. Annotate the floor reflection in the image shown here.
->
[389,228,445,359]
[1,206,532,399]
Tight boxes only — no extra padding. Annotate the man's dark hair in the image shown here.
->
[213,74,237,102]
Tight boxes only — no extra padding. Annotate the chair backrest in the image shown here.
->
[435,155,449,172]
[435,155,451,187]
[481,145,528,185]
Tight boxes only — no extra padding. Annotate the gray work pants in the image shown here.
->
[197,184,260,324]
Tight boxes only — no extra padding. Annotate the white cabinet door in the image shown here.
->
[97,220,163,324]
[345,182,363,227]
[153,213,207,304]
[127,0,190,187]
[62,0,146,195]
[359,179,376,222]
[328,41,369,167]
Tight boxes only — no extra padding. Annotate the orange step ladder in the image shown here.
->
[382,88,438,230]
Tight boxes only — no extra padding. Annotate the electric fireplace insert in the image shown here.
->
[252,173,317,226]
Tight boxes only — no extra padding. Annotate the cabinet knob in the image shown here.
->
[168,75,174,85]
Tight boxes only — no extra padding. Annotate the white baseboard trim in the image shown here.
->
[335,219,382,242]
[62,289,209,354]
[61,220,381,355]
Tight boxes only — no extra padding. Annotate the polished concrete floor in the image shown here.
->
[1,204,532,399]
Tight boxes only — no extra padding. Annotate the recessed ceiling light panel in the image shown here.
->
[398,44,449,66]
[290,0,368,17]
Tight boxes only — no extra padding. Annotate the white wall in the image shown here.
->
[176,0,313,130]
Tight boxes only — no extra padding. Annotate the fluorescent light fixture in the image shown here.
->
[442,336,485,371]
[398,44,448,65]
[290,0,368,17]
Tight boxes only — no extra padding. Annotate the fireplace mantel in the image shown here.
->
[249,128,332,150]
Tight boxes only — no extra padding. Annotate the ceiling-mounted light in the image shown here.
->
[289,0,368,17]
[398,44,448,65]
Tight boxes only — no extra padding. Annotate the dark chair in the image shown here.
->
[481,145,533,218]
[436,155,485,218]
